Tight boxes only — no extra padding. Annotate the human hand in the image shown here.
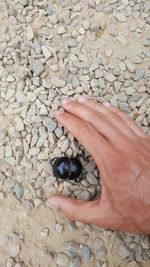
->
[47,96,150,234]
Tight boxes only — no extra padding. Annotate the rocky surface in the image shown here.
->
[0,0,150,266]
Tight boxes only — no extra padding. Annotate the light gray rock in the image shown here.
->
[27,25,34,40]
[115,13,127,23]
[10,242,21,257]
[77,191,91,200]
[16,92,28,102]
[118,244,130,259]
[69,256,81,267]
[81,244,91,261]
[63,241,79,254]
[13,183,24,199]
[26,170,39,181]
[86,173,98,185]
[57,26,66,35]
[105,73,116,82]
[43,118,57,132]
[56,253,70,266]
[20,0,29,7]
[49,14,58,24]
[15,116,24,132]
[33,62,45,76]
[23,200,34,210]
[42,46,52,60]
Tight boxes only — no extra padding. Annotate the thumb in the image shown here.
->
[46,195,100,224]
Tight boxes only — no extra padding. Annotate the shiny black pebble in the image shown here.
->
[51,157,83,182]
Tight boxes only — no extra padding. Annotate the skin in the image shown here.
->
[47,96,150,234]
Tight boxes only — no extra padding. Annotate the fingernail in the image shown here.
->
[78,95,88,103]
[55,109,65,116]
[103,101,111,107]
[61,98,70,105]
[46,199,59,210]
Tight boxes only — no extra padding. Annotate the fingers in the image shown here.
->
[60,99,129,147]
[78,97,136,138]
[77,96,145,138]
[55,110,113,167]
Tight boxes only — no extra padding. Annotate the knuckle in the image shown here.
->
[78,121,91,137]
[108,112,121,123]
[90,113,101,124]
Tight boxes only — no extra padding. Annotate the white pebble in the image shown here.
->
[27,25,34,40]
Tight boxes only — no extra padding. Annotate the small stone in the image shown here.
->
[54,127,63,138]
[81,245,91,261]
[20,0,29,7]
[125,87,135,96]
[135,68,145,80]
[85,161,95,172]
[55,223,64,234]
[51,78,66,88]
[105,49,112,57]
[36,133,47,147]
[89,63,99,72]
[90,79,99,88]
[5,157,16,166]
[125,61,135,73]
[115,13,127,23]
[118,244,130,259]
[27,25,34,40]
[0,192,5,200]
[40,105,48,115]
[15,116,24,132]
[86,173,98,185]
[144,1,150,13]
[6,258,15,267]
[63,241,79,253]
[45,252,54,264]
[33,62,45,76]
[143,38,150,46]
[10,243,20,257]
[16,92,28,102]
[56,253,70,266]
[26,170,39,181]
[43,118,57,132]
[0,147,4,159]
[83,20,90,30]
[14,183,24,200]
[99,78,105,89]
[117,36,128,46]
[40,228,49,237]
[29,147,40,156]
[77,191,91,200]
[5,89,15,100]
[57,26,66,35]
[23,199,34,210]
[108,25,118,36]
[5,145,12,158]
[105,73,116,82]
[42,46,52,60]
[69,256,81,267]
[49,14,58,24]
[6,75,15,82]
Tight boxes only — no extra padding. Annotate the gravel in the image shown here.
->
[0,0,149,266]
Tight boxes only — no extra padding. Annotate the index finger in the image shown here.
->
[55,110,114,168]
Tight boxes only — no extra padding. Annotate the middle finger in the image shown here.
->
[61,99,128,146]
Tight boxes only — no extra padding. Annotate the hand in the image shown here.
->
[47,96,150,234]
